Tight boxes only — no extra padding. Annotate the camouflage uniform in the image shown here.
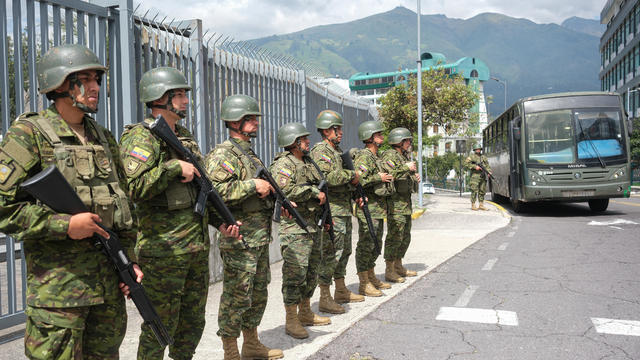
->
[309,141,355,284]
[464,152,491,205]
[205,138,274,338]
[269,150,323,305]
[0,105,134,359]
[381,149,416,261]
[353,148,392,272]
[119,117,216,360]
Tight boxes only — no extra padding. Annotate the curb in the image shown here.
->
[411,208,426,219]
[485,200,511,218]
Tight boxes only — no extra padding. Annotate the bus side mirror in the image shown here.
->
[513,126,521,141]
[628,118,633,135]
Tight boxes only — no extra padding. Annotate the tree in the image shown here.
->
[426,151,459,187]
[631,118,640,175]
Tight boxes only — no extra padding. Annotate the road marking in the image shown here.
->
[587,219,638,226]
[609,226,623,230]
[611,200,640,207]
[507,231,515,237]
[454,285,479,307]
[482,258,498,271]
[437,307,518,326]
[591,318,640,336]
[498,242,509,251]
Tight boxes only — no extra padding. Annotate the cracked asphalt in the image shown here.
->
[309,196,640,360]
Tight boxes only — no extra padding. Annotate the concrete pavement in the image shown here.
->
[0,194,510,358]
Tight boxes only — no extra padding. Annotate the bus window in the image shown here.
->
[526,109,575,164]
[574,110,624,159]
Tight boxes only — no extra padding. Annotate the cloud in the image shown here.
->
[139,0,604,40]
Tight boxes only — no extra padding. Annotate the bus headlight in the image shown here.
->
[528,170,546,184]
[611,168,626,180]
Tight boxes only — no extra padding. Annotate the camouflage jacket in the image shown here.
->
[464,153,491,178]
[0,105,135,308]
[353,147,392,219]
[269,151,323,234]
[381,149,415,215]
[309,140,355,217]
[205,138,273,249]
[120,117,216,257]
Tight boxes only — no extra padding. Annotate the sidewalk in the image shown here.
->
[1,194,510,358]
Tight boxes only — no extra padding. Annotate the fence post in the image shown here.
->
[118,0,137,132]
[191,19,208,151]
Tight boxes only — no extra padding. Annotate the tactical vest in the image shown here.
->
[23,116,133,230]
[389,152,413,195]
[278,152,323,215]
[220,140,274,213]
[355,149,395,197]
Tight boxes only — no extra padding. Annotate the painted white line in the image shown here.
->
[609,226,623,230]
[454,285,479,307]
[507,231,515,237]
[482,258,498,271]
[588,219,638,226]
[498,242,509,251]
[591,317,640,336]
[437,307,519,326]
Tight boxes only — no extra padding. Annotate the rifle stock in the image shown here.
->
[20,165,173,347]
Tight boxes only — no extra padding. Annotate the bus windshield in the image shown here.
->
[526,108,625,165]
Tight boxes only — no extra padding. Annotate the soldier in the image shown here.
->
[270,122,331,339]
[464,144,492,211]
[0,44,140,359]
[310,110,364,313]
[119,67,239,360]
[204,95,283,360]
[381,128,420,283]
[353,120,394,296]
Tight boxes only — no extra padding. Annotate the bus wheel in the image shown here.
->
[588,199,609,212]
[510,198,523,213]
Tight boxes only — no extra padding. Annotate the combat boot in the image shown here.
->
[358,271,382,297]
[298,298,331,326]
[241,327,283,360]
[385,260,405,283]
[395,258,417,277]
[284,304,308,339]
[222,337,241,360]
[334,277,364,303]
[471,203,478,210]
[368,268,391,289]
[318,284,345,314]
[478,202,489,211]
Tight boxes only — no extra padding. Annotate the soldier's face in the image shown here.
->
[242,115,260,133]
[63,70,101,111]
[401,138,412,152]
[323,126,342,143]
[372,132,384,145]
[475,148,482,155]
[170,89,189,111]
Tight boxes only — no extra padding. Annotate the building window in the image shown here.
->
[470,70,478,78]
[433,125,439,133]
[445,142,451,152]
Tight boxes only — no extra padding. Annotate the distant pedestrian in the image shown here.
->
[464,145,492,210]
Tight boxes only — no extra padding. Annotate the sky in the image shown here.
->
[139,0,606,40]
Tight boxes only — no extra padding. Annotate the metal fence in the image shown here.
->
[0,0,377,334]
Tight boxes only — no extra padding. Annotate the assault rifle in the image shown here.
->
[229,139,310,234]
[470,160,498,185]
[147,116,247,248]
[21,166,173,347]
[316,180,336,246]
[341,150,381,256]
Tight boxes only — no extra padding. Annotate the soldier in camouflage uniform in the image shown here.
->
[204,95,283,360]
[464,145,492,211]
[0,44,141,359]
[310,110,364,313]
[119,67,239,360]
[270,122,331,339]
[381,128,420,283]
[353,121,394,297]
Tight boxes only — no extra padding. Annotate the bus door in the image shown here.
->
[508,117,522,202]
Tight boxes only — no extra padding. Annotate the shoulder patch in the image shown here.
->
[125,158,141,175]
[130,146,151,162]
[0,163,15,184]
[279,168,292,178]
[386,160,395,168]
[221,160,235,174]
[359,164,368,172]
[320,154,332,163]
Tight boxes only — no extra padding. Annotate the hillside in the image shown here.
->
[249,7,601,116]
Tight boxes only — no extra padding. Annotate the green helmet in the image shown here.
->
[388,127,412,145]
[278,122,310,148]
[37,44,107,94]
[358,120,384,142]
[473,144,483,150]
[315,110,344,129]
[221,94,262,122]
[139,67,191,103]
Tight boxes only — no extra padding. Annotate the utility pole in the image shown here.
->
[417,0,424,207]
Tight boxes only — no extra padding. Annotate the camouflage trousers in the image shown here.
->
[217,245,270,338]
[318,216,353,285]
[355,216,385,273]
[280,232,321,305]
[24,282,126,359]
[385,214,411,261]
[137,251,209,360]
[469,175,487,203]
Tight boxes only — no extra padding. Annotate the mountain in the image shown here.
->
[249,7,601,116]
[561,16,605,37]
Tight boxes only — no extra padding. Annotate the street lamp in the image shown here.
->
[627,87,640,118]
[417,0,424,208]
[491,76,507,112]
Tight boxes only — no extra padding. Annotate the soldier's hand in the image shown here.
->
[68,212,109,240]
[178,160,201,183]
[282,201,297,219]
[415,173,421,183]
[219,221,243,240]
[355,196,366,208]
[350,172,360,185]
[119,263,144,299]
[406,161,417,172]
[475,166,481,171]
[254,179,274,198]
[379,172,393,182]
[317,191,326,205]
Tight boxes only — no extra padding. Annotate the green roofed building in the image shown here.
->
[348,52,491,156]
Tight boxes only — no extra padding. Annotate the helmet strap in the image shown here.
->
[228,116,257,138]
[296,138,309,155]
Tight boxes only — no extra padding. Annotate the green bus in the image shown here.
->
[484,92,632,212]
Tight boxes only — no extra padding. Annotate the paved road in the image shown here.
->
[310,196,640,360]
